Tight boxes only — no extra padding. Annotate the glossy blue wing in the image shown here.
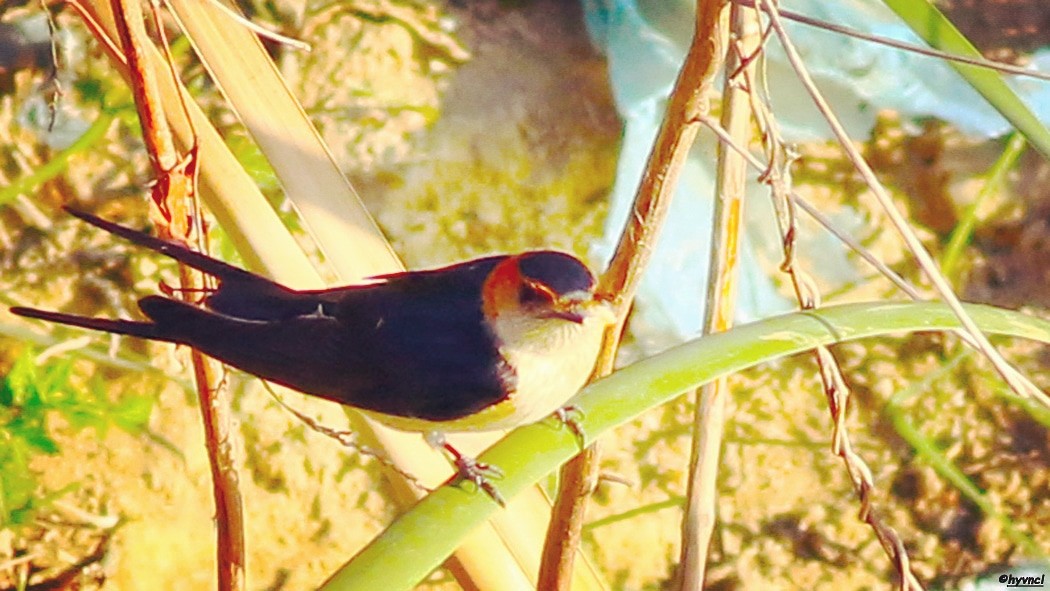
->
[323,256,516,421]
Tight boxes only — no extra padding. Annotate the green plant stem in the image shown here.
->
[320,301,1050,591]
[941,133,1027,281]
[887,400,1043,557]
[996,385,1050,429]
[584,498,683,532]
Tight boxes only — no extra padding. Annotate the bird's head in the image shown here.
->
[481,252,614,351]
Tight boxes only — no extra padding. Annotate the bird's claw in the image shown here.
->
[553,405,587,448]
[428,433,506,506]
[451,454,506,507]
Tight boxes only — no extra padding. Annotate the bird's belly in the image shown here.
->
[487,348,596,427]
[359,315,606,434]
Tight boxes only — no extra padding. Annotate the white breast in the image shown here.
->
[485,303,612,429]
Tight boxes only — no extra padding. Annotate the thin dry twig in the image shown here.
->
[729,2,925,588]
[191,0,312,51]
[732,0,1050,83]
[260,382,432,494]
[110,0,175,170]
[105,0,245,588]
[39,0,63,132]
[538,1,731,589]
[702,112,1046,411]
[756,0,1048,409]
[65,2,124,58]
[699,116,921,298]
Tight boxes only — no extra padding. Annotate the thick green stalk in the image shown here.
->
[321,301,1050,591]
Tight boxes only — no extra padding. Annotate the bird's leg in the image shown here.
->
[553,405,587,448]
[425,431,506,507]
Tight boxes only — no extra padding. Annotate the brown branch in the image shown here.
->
[102,1,244,589]
[109,0,175,171]
[537,1,731,589]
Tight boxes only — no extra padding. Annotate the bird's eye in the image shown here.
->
[519,281,556,306]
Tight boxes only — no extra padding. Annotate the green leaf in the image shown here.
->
[0,373,11,407]
[38,358,74,400]
[3,352,36,407]
[0,438,39,526]
[0,347,156,525]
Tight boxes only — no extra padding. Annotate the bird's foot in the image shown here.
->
[451,451,506,507]
[426,432,506,506]
[553,405,587,448]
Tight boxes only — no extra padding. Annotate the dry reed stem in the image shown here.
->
[688,2,1041,583]
[538,1,731,589]
[676,4,760,589]
[755,0,1047,408]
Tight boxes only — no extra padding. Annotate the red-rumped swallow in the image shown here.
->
[11,209,615,503]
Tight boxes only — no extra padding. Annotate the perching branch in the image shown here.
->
[539,1,731,589]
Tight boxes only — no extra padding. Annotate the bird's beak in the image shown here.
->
[541,307,586,324]
[540,290,610,324]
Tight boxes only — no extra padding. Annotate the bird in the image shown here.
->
[10,208,616,503]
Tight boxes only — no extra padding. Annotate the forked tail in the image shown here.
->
[64,207,269,286]
[10,306,173,342]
